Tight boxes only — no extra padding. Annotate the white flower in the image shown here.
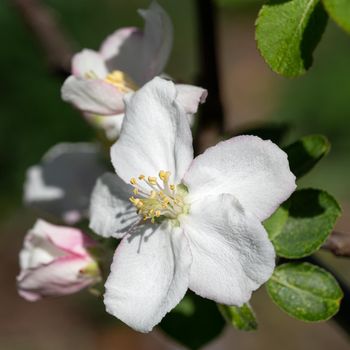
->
[24,143,107,224]
[61,1,207,140]
[17,219,100,301]
[89,77,296,332]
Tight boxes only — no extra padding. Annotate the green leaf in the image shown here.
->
[267,262,343,321]
[265,189,341,258]
[256,0,328,77]
[160,292,225,349]
[323,0,350,34]
[284,134,330,178]
[218,303,258,331]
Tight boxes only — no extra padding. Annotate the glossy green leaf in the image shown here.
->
[218,303,258,331]
[323,0,350,34]
[256,0,328,77]
[267,262,343,321]
[284,134,330,178]
[264,189,341,258]
[160,292,225,349]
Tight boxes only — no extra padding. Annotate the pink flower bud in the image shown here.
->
[17,219,101,301]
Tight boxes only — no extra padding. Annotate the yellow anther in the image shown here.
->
[138,174,145,180]
[169,184,175,191]
[130,178,137,185]
[133,188,139,195]
[159,170,170,182]
[148,176,157,185]
[155,210,161,217]
[150,190,157,199]
[104,70,138,92]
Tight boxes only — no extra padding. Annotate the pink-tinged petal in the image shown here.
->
[33,219,94,257]
[111,77,193,185]
[72,49,108,78]
[17,256,97,301]
[104,221,192,332]
[181,194,275,306]
[61,76,125,115]
[89,173,139,239]
[137,1,173,83]
[24,143,107,224]
[184,135,296,221]
[175,84,208,115]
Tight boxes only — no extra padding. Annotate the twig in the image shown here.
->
[194,0,225,154]
[11,0,74,77]
[323,231,350,257]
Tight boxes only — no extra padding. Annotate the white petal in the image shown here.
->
[100,27,144,84]
[175,84,208,114]
[89,173,139,239]
[85,113,125,141]
[100,27,140,61]
[184,135,296,221]
[104,222,192,332]
[72,49,108,78]
[111,77,193,185]
[61,76,125,115]
[24,143,107,224]
[138,1,173,83]
[99,2,173,86]
[181,193,275,305]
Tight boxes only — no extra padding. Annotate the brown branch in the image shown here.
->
[323,231,350,257]
[194,0,225,155]
[11,0,75,77]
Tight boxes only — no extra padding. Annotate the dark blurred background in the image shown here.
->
[1,0,350,349]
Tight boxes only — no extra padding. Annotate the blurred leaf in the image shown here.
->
[267,262,343,321]
[256,0,328,77]
[160,292,225,350]
[231,122,289,145]
[218,303,258,331]
[323,0,350,34]
[264,189,341,258]
[284,135,330,178]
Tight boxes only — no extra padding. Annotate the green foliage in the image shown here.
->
[267,262,343,321]
[160,292,225,350]
[218,303,258,331]
[284,135,330,178]
[323,0,350,34]
[265,189,341,258]
[256,0,328,77]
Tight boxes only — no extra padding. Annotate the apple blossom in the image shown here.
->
[17,219,101,301]
[61,1,207,140]
[24,143,107,224]
[89,77,296,332]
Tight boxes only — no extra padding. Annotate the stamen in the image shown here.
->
[104,70,138,92]
[147,176,157,185]
[128,171,187,223]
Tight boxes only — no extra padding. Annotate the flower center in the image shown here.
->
[129,171,188,223]
[104,70,138,92]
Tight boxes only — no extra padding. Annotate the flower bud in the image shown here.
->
[17,219,101,301]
